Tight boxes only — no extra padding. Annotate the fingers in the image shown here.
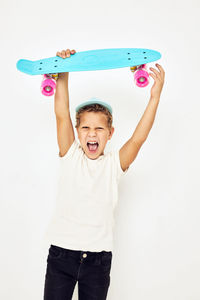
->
[149,72,157,80]
[149,64,165,80]
[56,49,76,58]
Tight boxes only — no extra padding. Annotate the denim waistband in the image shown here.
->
[50,244,112,259]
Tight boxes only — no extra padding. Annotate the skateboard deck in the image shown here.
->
[16,48,161,75]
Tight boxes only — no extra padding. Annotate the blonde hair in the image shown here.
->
[75,104,113,132]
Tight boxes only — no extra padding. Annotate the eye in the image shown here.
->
[82,127,103,130]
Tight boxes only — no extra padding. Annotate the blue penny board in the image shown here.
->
[16,48,161,75]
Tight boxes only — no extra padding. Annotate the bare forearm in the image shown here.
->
[54,73,70,119]
[131,96,160,143]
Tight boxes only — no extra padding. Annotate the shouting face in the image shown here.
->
[76,111,114,160]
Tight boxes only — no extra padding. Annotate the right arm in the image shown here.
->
[54,49,76,157]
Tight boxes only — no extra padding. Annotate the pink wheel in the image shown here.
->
[134,69,149,87]
[41,75,56,96]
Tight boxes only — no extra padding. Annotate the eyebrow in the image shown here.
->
[81,126,104,128]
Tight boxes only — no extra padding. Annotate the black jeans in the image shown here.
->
[43,244,112,300]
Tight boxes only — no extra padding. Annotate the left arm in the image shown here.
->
[120,64,165,172]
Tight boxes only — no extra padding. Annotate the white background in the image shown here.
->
[1,0,200,299]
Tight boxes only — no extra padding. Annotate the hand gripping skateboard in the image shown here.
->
[16,48,161,96]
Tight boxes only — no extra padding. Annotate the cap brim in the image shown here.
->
[75,97,112,114]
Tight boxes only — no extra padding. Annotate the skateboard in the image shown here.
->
[16,48,161,96]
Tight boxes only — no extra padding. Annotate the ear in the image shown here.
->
[108,127,114,140]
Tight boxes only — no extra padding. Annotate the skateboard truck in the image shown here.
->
[130,64,149,87]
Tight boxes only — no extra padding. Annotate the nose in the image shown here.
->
[88,131,97,136]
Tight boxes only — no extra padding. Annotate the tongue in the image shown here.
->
[88,143,98,151]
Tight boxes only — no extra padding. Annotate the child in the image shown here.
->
[43,48,165,300]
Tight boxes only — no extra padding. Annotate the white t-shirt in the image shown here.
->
[43,139,129,252]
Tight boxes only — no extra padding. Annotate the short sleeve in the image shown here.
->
[113,149,129,181]
[58,139,80,160]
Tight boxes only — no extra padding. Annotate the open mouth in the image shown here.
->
[87,142,99,153]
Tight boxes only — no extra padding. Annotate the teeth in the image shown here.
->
[88,142,98,144]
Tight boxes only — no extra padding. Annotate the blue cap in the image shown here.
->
[75,97,113,115]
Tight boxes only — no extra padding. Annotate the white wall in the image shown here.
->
[1,0,200,299]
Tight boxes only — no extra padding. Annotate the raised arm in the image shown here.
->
[119,64,165,171]
[54,49,76,157]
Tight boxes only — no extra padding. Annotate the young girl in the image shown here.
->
[43,48,165,300]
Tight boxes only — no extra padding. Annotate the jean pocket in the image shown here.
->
[48,245,63,259]
[101,252,112,267]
